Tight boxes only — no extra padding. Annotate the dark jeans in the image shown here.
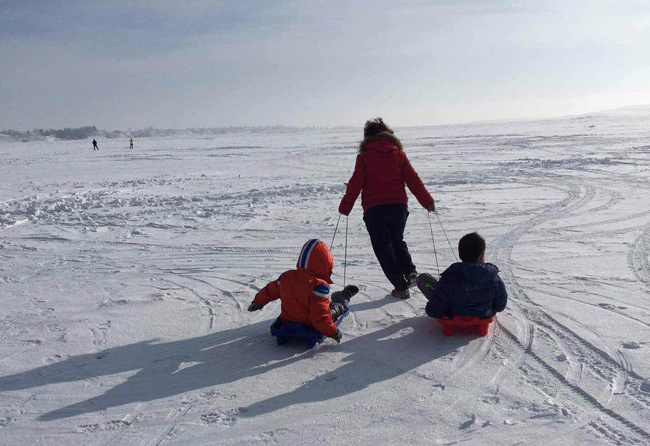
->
[363,203,416,289]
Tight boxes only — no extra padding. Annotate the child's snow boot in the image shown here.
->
[330,285,358,322]
[416,273,438,301]
[331,285,359,306]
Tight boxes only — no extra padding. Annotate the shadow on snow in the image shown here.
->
[240,316,470,418]
[0,305,471,421]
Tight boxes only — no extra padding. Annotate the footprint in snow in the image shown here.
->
[480,396,500,405]
[598,303,628,310]
[200,409,240,427]
[0,417,15,428]
[78,420,128,433]
[459,413,477,429]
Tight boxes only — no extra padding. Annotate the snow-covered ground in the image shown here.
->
[2,113,650,445]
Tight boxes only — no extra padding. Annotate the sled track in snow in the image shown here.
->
[144,402,197,446]
[488,176,650,440]
[550,203,650,232]
[156,271,262,331]
[445,323,497,383]
[438,179,589,411]
[521,302,650,404]
[499,324,650,442]
[519,224,649,246]
[627,220,650,289]
[2,235,299,256]
[162,278,218,332]
[176,275,244,317]
[571,183,624,215]
[526,286,650,328]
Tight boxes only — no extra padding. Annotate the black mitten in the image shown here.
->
[247,302,263,312]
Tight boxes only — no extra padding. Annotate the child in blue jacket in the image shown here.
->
[417,232,507,319]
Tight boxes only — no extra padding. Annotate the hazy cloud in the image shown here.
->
[2,0,650,129]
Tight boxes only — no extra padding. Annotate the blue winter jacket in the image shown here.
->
[425,262,507,319]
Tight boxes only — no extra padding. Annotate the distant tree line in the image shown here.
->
[0,124,331,142]
[1,126,98,141]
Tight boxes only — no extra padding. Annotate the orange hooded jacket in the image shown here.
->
[253,239,338,338]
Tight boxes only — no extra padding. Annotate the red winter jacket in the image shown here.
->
[253,239,338,338]
[338,133,434,215]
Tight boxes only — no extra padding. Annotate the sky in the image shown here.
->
[1,0,650,129]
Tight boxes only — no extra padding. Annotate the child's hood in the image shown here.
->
[443,262,499,283]
[296,239,334,284]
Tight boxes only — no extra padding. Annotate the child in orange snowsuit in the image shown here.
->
[248,239,357,343]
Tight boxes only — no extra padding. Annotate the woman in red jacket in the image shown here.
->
[338,118,435,299]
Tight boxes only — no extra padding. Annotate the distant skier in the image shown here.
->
[247,239,358,344]
[417,232,508,319]
[129,138,134,150]
[338,117,435,299]
[92,139,99,151]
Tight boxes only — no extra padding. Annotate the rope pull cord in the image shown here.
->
[435,212,458,262]
[343,215,349,287]
[330,214,342,249]
[330,213,349,287]
[427,212,440,276]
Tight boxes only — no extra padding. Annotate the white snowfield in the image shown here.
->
[1,112,650,446]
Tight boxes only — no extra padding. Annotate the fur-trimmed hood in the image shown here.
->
[359,131,403,153]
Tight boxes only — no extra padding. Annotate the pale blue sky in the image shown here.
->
[1,0,649,129]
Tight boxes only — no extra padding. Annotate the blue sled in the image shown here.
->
[270,309,349,348]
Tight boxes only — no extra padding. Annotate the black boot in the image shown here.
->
[331,285,359,306]
[391,285,410,299]
[416,273,438,301]
[330,285,358,321]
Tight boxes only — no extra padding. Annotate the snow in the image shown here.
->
[2,115,650,445]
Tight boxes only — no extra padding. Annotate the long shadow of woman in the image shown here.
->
[24,314,470,421]
[21,319,313,421]
[240,316,471,418]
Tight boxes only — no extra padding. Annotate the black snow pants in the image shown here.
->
[363,203,416,290]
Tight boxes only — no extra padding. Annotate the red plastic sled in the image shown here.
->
[438,316,494,337]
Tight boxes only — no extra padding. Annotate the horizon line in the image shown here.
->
[3,103,649,135]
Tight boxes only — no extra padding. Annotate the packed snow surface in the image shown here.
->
[2,115,650,445]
